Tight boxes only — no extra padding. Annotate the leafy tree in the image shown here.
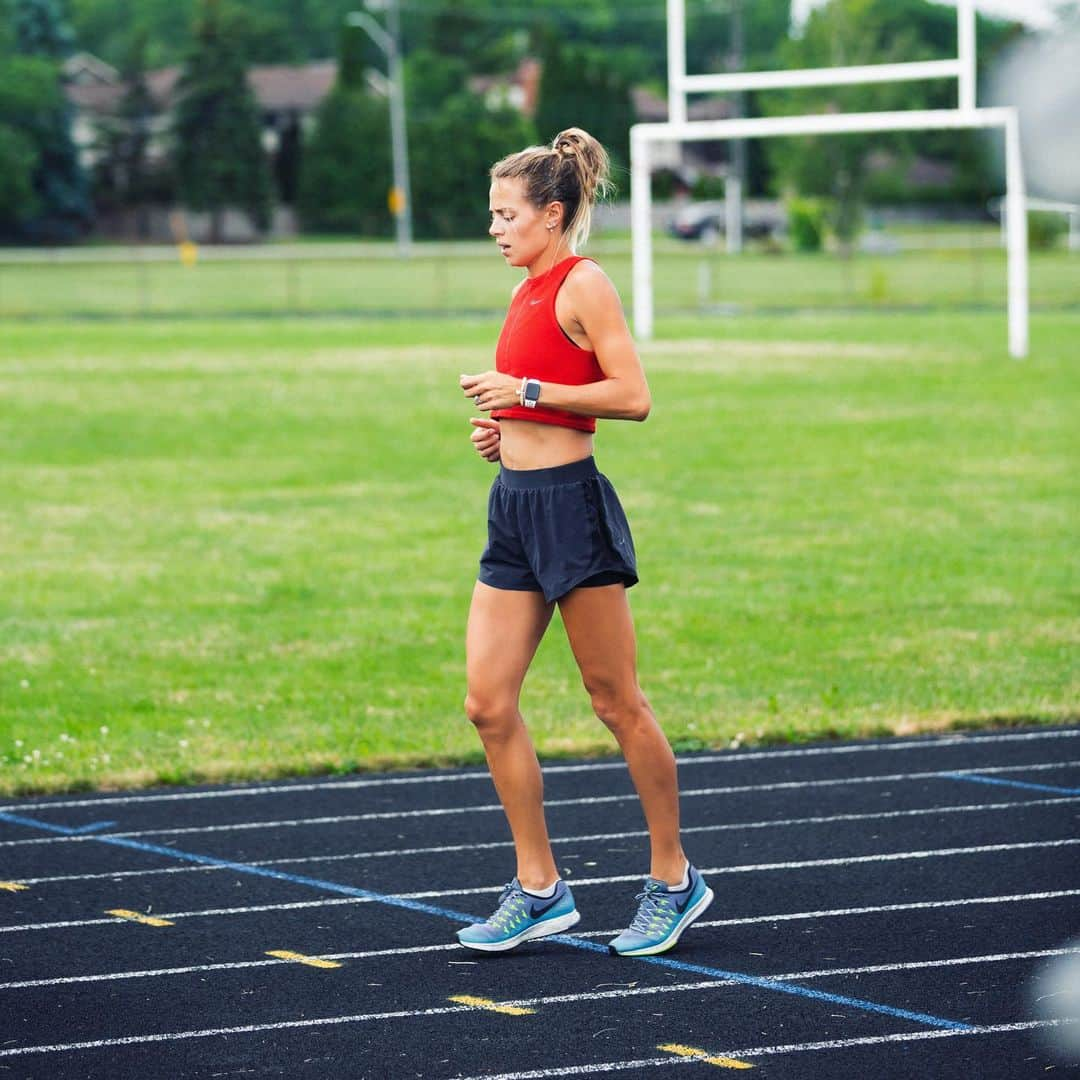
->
[92,28,163,232]
[763,0,1022,239]
[173,0,272,240]
[297,85,392,234]
[297,20,393,235]
[14,0,74,56]
[0,125,39,233]
[534,30,639,176]
[408,88,536,239]
[11,0,92,242]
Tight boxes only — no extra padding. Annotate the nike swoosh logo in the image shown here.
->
[529,298,543,305]
[673,889,695,914]
[529,896,562,918]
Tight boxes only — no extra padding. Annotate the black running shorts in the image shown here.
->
[478,455,638,603]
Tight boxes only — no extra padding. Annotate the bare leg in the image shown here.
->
[558,584,688,886]
[464,581,558,892]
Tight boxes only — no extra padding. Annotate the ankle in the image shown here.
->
[519,873,559,894]
[651,857,690,889]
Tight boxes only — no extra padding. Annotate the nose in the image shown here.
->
[489,218,502,238]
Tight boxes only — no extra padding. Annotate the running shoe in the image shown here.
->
[608,864,714,956]
[457,877,580,952]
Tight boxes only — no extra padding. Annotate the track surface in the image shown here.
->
[2,725,1079,1079]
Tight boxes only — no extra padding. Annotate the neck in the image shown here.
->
[526,237,574,278]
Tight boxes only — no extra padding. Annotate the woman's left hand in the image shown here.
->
[460,371,521,412]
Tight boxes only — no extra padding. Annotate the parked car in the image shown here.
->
[668,201,777,243]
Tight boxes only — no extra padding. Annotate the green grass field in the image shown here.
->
[1,292,1077,795]
[3,240,1079,318]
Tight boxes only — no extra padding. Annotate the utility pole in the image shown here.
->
[346,0,412,255]
[728,0,746,253]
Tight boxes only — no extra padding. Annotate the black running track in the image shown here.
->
[2,725,1079,1079]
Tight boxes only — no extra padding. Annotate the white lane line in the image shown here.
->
[15,794,1079,885]
[0,943,460,990]
[4,759,1076,848]
[572,888,1080,936]
[4,842,1077,935]
[4,941,1075,994]
[3,727,1076,814]
[0,1001,1070,1062]
[452,1020,1076,1079]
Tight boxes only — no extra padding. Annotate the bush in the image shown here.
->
[1028,211,1066,251]
[691,174,728,200]
[787,197,825,252]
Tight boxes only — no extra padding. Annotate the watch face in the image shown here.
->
[524,380,541,403]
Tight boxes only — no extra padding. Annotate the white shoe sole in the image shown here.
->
[457,908,581,953]
[612,886,715,957]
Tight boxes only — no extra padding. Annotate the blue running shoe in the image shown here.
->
[609,864,714,957]
[457,878,580,952]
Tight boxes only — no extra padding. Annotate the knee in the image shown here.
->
[586,681,652,736]
[463,692,520,742]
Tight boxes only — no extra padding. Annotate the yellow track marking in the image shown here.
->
[0,881,29,893]
[105,909,174,927]
[448,995,536,1016]
[658,1043,754,1069]
[265,950,342,969]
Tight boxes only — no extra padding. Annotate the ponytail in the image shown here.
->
[491,127,613,252]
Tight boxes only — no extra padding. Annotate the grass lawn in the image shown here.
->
[1,306,1077,795]
[2,242,1079,317]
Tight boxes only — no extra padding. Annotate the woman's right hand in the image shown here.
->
[469,417,501,463]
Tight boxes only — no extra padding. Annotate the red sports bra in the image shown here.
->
[491,255,605,433]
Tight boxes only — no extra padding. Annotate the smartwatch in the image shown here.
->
[522,378,542,409]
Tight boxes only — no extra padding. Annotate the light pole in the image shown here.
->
[346,1,412,255]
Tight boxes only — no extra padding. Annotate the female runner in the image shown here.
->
[456,128,713,957]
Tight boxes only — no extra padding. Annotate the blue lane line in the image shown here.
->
[0,810,973,1032]
[939,772,1080,797]
[69,821,117,834]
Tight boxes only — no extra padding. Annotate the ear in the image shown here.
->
[546,201,565,232]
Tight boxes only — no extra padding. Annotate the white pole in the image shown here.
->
[631,127,654,340]
[726,174,743,255]
[1004,109,1029,359]
[666,0,687,125]
[957,0,977,112]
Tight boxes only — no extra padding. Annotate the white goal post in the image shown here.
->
[632,0,1029,358]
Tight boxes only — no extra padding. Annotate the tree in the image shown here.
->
[763,0,1025,244]
[403,48,536,239]
[297,21,393,235]
[297,85,393,235]
[534,30,639,176]
[0,126,39,233]
[173,0,272,241]
[11,0,92,242]
[92,28,161,235]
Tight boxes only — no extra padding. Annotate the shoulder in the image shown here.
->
[562,258,621,313]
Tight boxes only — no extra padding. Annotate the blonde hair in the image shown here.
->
[490,127,613,252]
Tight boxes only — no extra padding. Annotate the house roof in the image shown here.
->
[65,60,335,117]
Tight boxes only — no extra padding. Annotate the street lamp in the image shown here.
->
[346,1,412,255]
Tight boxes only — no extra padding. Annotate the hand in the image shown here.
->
[460,371,521,412]
[469,417,501,463]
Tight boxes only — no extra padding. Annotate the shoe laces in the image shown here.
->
[487,881,529,930]
[628,881,675,934]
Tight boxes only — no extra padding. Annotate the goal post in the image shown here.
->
[631,107,1029,357]
[635,0,1030,358]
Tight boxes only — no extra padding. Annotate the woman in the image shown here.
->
[456,128,713,957]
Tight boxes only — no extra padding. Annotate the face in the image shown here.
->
[488,176,561,269]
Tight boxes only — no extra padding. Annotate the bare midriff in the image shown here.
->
[497,418,595,471]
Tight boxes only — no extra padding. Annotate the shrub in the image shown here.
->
[787,197,825,252]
